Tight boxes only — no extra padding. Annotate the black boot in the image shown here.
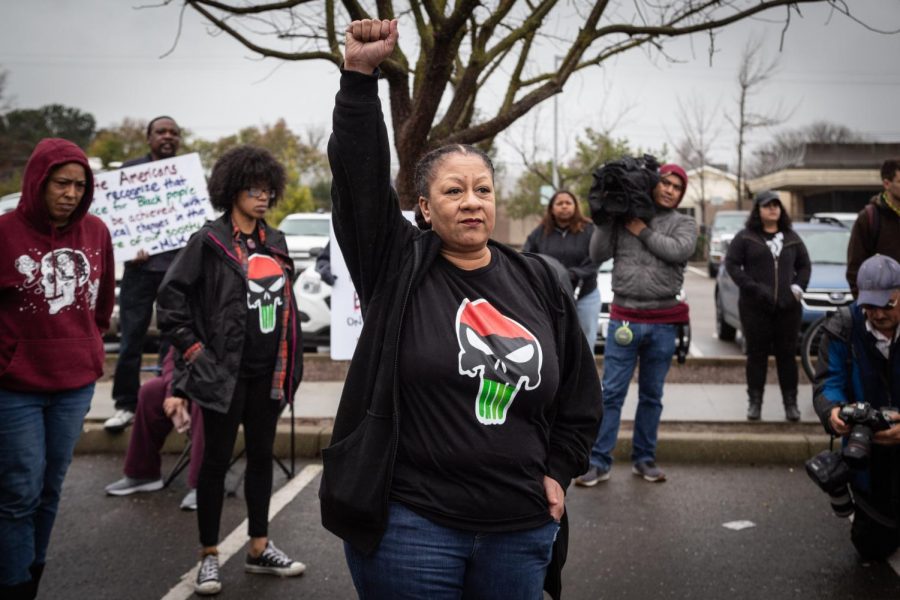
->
[28,563,44,598]
[0,579,36,600]
[747,390,763,421]
[783,392,801,422]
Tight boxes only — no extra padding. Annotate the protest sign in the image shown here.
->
[90,153,214,262]
[328,211,416,360]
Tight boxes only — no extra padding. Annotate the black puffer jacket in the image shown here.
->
[725,227,811,311]
[157,213,303,414]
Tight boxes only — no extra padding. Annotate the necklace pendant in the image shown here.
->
[247,238,256,250]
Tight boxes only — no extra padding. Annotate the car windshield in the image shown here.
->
[280,218,330,236]
[713,214,746,234]
[796,229,850,264]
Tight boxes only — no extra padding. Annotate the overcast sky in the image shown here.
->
[2,1,899,175]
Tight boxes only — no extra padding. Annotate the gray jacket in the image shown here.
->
[590,209,697,310]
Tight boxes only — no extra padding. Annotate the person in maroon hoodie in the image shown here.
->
[0,139,115,599]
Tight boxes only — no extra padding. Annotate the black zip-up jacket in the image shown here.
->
[522,223,598,297]
[724,227,811,311]
[319,69,602,600]
[156,213,303,414]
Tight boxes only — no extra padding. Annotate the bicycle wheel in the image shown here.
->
[800,315,828,382]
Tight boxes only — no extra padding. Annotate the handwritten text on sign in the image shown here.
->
[90,153,214,262]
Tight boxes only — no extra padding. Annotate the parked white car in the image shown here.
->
[0,192,20,215]
[595,259,613,350]
[280,212,331,272]
[294,266,332,351]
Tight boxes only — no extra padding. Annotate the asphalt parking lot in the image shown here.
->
[43,456,900,599]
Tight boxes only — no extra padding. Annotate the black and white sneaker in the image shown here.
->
[195,553,222,596]
[245,541,306,577]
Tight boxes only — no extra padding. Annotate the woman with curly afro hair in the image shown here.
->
[157,145,305,595]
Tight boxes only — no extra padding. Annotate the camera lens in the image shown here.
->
[828,485,854,518]
[842,425,873,469]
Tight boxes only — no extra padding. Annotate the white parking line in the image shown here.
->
[689,344,704,358]
[161,464,323,600]
[685,265,709,278]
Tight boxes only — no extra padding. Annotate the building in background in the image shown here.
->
[748,143,900,220]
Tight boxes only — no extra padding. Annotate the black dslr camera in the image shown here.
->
[805,450,853,517]
[838,401,892,468]
[804,401,894,517]
[587,154,660,226]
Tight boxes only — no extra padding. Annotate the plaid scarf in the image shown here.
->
[231,217,292,403]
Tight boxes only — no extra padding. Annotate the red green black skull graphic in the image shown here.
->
[455,298,543,425]
[246,255,285,334]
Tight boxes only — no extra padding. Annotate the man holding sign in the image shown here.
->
[106,116,183,432]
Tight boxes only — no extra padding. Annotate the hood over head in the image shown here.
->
[659,163,688,206]
[18,138,95,234]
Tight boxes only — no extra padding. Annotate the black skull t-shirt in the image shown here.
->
[392,248,561,532]
[239,229,285,377]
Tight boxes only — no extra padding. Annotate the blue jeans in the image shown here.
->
[112,265,165,411]
[575,287,601,350]
[344,503,559,599]
[0,384,93,586]
[590,321,676,470]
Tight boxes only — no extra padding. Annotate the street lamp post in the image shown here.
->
[552,55,562,190]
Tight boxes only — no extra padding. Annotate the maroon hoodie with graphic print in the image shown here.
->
[0,138,115,392]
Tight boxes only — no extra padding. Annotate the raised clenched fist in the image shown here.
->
[343,18,399,74]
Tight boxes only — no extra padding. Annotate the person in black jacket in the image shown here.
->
[724,190,811,421]
[319,19,602,600]
[157,146,305,596]
[523,190,599,347]
[106,116,182,433]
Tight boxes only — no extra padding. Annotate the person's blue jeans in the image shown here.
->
[590,320,676,470]
[0,384,93,586]
[112,265,166,411]
[575,287,601,350]
[344,502,559,599]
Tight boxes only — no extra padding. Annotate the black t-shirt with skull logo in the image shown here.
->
[239,229,286,377]
[392,247,561,532]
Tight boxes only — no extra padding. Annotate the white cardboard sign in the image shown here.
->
[329,211,416,361]
[89,153,214,262]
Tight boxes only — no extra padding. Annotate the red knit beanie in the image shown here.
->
[660,163,688,203]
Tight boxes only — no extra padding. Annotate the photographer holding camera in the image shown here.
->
[576,163,696,485]
[811,254,900,560]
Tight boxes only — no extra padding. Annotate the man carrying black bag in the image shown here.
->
[577,161,696,486]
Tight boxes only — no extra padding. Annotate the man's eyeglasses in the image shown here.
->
[246,187,277,201]
[861,298,898,312]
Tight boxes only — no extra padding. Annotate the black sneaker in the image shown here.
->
[574,466,611,487]
[195,554,222,596]
[245,541,306,577]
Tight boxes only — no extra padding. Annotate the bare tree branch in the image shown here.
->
[159,0,898,208]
